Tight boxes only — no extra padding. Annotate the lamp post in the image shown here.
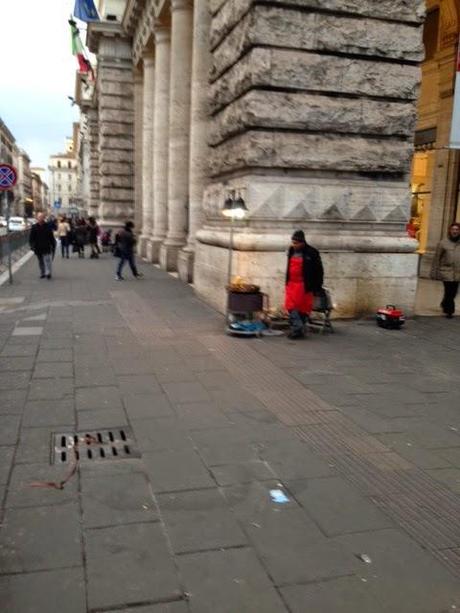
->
[222,190,248,288]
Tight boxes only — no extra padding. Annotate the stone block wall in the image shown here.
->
[97,35,135,227]
[194,0,425,316]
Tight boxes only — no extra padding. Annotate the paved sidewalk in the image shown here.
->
[1,252,460,613]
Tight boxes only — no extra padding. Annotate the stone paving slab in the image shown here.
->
[158,488,248,554]
[0,568,86,613]
[0,502,82,572]
[143,449,216,493]
[1,254,460,612]
[81,472,158,527]
[177,548,287,613]
[288,476,394,536]
[85,522,182,610]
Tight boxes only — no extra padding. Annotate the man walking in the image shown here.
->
[431,222,460,318]
[29,213,56,279]
[114,221,143,280]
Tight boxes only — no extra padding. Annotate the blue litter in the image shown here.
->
[270,489,289,504]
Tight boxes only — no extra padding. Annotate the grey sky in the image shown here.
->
[1,0,82,170]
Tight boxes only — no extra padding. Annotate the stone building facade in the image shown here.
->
[77,0,458,316]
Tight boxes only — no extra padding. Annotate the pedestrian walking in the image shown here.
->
[57,216,71,258]
[431,222,460,318]
[75,219,88,258]
[114,221,143,280]
[285,230,324,339]
[88,217,101,259]
[29,212,57,279]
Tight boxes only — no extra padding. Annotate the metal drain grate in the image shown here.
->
[52,427,140,464]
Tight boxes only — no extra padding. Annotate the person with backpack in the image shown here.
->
[114,221,143,280]
[285,230,324,339]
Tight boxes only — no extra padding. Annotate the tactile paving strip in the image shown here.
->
[202,334,460,579]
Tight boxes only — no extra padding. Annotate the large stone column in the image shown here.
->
[150,25,171,263]
[160,0,193,271]
[178,0,211,282]
[94,28,135,227]
[133,68,143,233]
[139,52,155,258]
[194,2,424,316]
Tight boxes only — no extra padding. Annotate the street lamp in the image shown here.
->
[222,190,248,288]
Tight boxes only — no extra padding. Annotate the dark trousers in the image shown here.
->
[442,281,459,315]
[60,237,69,258]
[116,253,138,278]
[36,253,52,277]
[90,241,100,257]
[289,310,307,333]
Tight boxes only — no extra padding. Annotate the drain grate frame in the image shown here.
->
[51,427,140,464]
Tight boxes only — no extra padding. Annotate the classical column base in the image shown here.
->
[159,242,183,271]
[138,235,150,258]
[178,247,195,283]
[145,238,164,263]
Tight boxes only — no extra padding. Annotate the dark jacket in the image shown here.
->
[117,228,136,255]
[29,223,56,256]
[286,244,324,293]
[75,225,88,246]
[88,224,99,243]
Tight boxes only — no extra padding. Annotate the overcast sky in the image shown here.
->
[1,0,82,170]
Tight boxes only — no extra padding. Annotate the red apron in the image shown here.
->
[284,256,314,314]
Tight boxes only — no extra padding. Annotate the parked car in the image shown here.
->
[0,217,6,228]
[8,217,27,231]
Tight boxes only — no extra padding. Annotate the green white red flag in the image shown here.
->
[69,19,93,77]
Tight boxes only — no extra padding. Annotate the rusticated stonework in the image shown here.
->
[193,0,425,315]
[83,0,428,316]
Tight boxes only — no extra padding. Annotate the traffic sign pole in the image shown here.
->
[4,192,12,285]
[0,164,18,285]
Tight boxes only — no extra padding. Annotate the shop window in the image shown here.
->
[423,9,439,61]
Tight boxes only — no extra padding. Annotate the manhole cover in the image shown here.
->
[52,427,140,464]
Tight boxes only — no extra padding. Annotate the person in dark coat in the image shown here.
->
[88,217,101,259]
[29,212,57,279]
[285,230,324,339]
[75,219,88,258]
[115,221,143,280]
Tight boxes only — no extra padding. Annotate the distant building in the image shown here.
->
[31,167,50,214]
[48,126,79,212]
[0,118,16,166]
[15,148,33,217]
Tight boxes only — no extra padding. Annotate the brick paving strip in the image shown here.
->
[200,335,460,579]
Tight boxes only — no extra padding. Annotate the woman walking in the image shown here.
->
[285,230,324,339]
[57,217,71,258]
[431,222,460,318]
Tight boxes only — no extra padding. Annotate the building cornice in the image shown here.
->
[123,0,147,34]
[87,21,127,53]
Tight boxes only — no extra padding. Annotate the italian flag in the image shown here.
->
[70,19,92,75]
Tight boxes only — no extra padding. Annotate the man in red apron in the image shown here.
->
[285,230,324,339]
